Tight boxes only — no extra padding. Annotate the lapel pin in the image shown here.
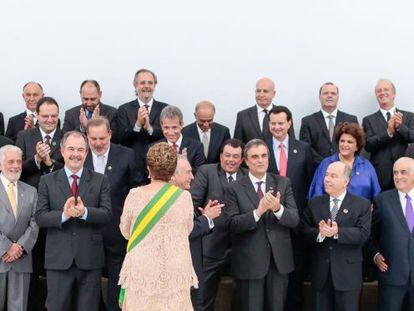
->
[343,209,348,214]
[293,149,298,153]
[52,141,56,146]
[107,166,112,171]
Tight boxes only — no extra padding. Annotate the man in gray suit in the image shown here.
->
[0,145,39,311]
[36,131,112,311]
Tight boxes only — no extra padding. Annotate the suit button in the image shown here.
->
[329,246,333,250]
[72,232,76,236]
[266,229,270,233]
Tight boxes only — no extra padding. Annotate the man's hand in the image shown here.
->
[199,200,224,220]
[63,197,77,219]
[1,243,24,263]
[394,111,403,130]
[24,114,35,130]
[92,105,100,118]
[318,219,338,238]
[374,253,388,272]
[136,106,149,127]
[387,114,396,136]
[73,197,86,218]
[79,108,89,129]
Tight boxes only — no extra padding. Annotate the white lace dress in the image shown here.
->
[119,184,197,311]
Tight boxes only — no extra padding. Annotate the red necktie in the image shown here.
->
[172,143,178,153]
[279,143,287,177]
[71,175,79,197]
[257,181,264,200]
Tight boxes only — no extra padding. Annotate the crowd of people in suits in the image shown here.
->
[1,68,414,311]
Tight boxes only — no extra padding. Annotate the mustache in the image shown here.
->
[69,155,83,161]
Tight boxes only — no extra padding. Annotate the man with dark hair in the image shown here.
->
[224,139,299,311]
[85,117,143,311]
[62,80,118,141]
[6,81,44,142]
[36,131,112,311]
[182,101,230,164]
[190,138,247,310]
[266,105,314,310]
[300,82,358,164]
[118,69,168,177]
[363,79,414,190]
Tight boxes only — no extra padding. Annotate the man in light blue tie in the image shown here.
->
[370,157,414,311]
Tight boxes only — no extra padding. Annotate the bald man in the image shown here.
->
[6,82,44,142]
[234,78,278,144]
[182,101,230,164]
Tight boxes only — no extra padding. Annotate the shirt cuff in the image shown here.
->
[333,234,338,239]
[147,125,154,135]
[203,215,214,229]
[133,124,142,132]
[80,207,88,220]
[34,156,41,169]
[373,252,380,264]
[253,210,261,222]
[316,233,325,243]
[273,204,284,219]
[61,212,69,223]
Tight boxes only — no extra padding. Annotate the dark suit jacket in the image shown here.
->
[16,127,64,188]
[267,137,314,213]
[0,112,4,136]
[62,103,118,141]
[234,105,274,144]
[369,189,414,286]
[160,136,206,171]
[406,144,414,158]
[0,135,13,148]
[84,143,143,255]
[224,173,299,280]
[363,109,414,190]
[189,215,211,281]
[299,110,358,164]
[35,168,112,270]
[6,111,27,142]
[117,99,168,175]
[191,164,248,260]
[302,192,371,291]
[182,122,231,164]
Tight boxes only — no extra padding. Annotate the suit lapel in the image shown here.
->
[217,166,228,189]
[267,139,279,174]
[248,107,262,138]
[84,152,94,170]
[15,182,28,219]
[335,192,351,225]
[319,195,331,221]
[57,169,74,199]
[241,176,259,208]
[78,169,93,199]
[105,145,117,177]
[390,190,411,233]
[50,129,62,157]
[0,183,14,217]
[316,111,331,142]
[208,124,218,160]
[149,100,161,124]
[286,137,299,176]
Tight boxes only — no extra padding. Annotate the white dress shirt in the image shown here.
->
[256,104,272,132]
[316,190,346,242]
[91,146,110,175]
[380,106,396,122]
[272,135,289,167]
[321,108,338,130]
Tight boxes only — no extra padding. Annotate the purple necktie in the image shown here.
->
[257,181,264,201]
[405,194,414,232]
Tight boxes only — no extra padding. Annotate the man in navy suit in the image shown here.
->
[85,117,143,311]
[182,101,230,164]
[6,82,44,142]
[160,105,206,171]
[370,157,414,310]
[117,69,168,178]
[266,105,314,311]
[300,82,358,165]
[62,80,118,141]
[363,79,414,191]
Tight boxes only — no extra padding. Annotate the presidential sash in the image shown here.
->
[119,183,183,306]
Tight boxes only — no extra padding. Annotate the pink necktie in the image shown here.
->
[406,194,414,232]
[279,143,287,177]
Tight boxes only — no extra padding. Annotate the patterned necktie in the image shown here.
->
[386,111,391,122]
[228,175,234,183]
[172,143,178,153]
[86,110,93,120]
[331,198,339,221]
[71,175,79,197]
[405,194,414,232]
[44,135,51,146]
[262,109,269,136]
[328,115,335,142]
[279,143,287,176]
[257,181,264,200]
[7,182,17,217]
[202,132,209,158]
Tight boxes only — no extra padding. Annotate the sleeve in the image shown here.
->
[17,189,39,252]
[308,160,328,199]
[363,116,393,153]
[120,189,136,240]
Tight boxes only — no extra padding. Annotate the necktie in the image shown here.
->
[262,109,269,137]
[228,175,234,183]
[386,111,391,122]
[202,132,209,158]
[71,175,79,197]
[86,110,93,119]
[328,115,335,142]
[7,182,17,218]
[44,135,51,146]
[144,104,150,112]
[279,143,287,177]
[405,194,414,232]
[172,143,178,153]
[331,198,339,221]
[95,155,106,174]
[257,181,264,200]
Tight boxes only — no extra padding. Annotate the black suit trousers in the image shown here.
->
[378,281,414,311]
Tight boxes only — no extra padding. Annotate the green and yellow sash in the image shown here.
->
[119,183,183,306]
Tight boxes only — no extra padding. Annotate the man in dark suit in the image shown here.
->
[15,96,64,311]
[117,69,168,177]
[62,80,118,141]
[35,131,112,311]
[170,154,222,310]
[0,112,4,136]
[406,144,414,158]
[182,101,230,164]
[160,105,206,171]
[234,77,278,144]
[370,157,414,310]
[0,135,13,148]
[302,161,371,311]
[190,138,246,311]
[224,139,299,311]
[85,117,143,311]
[6,81,44,142]
[0,145,39,311]
[266,105,314,311]
[363,79,414,191]
[300,82,358,165]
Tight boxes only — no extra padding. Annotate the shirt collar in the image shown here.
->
[168,135,183,147]
[197,123,210,135]
[330,190,347,203]
[138,97,154,109]
[398,188,414,201]
[321,108,338,118]
[0,173,16,188]
[380,106,396,118]
[91,145,110,159]
[64,166,83,179]
[39,127,56,140]
[26,109,37,117]
[256,104,272,113]
[249,172,267,185]
[272,135,289,149]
